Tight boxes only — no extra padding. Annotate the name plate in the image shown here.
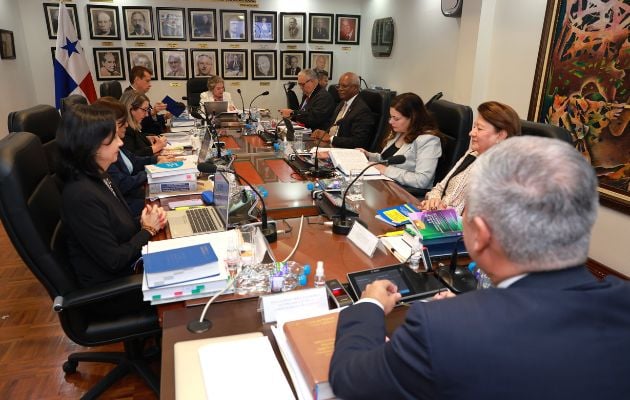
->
[260,287,328,323]
[134,42,147,47]
[198,43,208,49]
[101,42,114,46]
[347,221,379,257]
[341,46,352,51]
[286,45,297,50]
[169,82,182,87]
[167,43,179,48]
[229,44,241,49]
[260,82,270,86]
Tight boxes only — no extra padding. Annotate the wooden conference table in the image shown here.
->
[158,126,425,399]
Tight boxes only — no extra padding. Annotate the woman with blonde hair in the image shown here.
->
[199,76,237,111]
[119,90,167,157]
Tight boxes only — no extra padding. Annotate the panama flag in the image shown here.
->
[53,2,97,109]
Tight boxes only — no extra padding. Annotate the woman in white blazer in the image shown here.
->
[199,76,237,111]
[361,92,442,190]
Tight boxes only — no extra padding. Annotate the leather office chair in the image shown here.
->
[60,94,88,114]
[427,99,473,185]
[284,82,300,110]
[357,89,392,152]
[521,119,573,144]
[7,104,61,176]
[328,84,341,107]
[0,132,161,399]
[99,81,123,99]
[184,77,210,107]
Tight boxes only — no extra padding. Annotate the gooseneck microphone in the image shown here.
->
[436,236,477,293]
[247,91,270,124]
[333,155,406,235]
[197,163,278,244]
[309,130,334,178]
[236,88,246,120]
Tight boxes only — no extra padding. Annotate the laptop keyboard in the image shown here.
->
[186,207,220,233]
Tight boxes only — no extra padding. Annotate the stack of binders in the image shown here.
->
[145,155,199,195]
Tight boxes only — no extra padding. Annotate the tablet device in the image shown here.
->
[347,264,446,302]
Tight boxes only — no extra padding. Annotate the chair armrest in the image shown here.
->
[53,274,143,312]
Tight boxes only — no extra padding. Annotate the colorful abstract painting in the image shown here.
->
[529,0,629,213]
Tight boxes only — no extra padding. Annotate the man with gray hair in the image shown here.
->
[330,136,630,399]
[280,68,335,130]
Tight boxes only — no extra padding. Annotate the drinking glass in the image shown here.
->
[224,246,241,279]
[349,168,364,196]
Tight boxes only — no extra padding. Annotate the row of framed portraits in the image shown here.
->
[43,3,361,45]
[84,47,334,82]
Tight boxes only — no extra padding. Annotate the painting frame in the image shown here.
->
[191,48,219,78]
[251,50,277,81]
[280,50,306,80]
[93,47,125,81]
[251,11,277,43]
[309,51,333,82]
[126,48,157,78]
[159,48,188,80]
[188,8,217,41]
[122,6,154,40]
[308,13,333,44]
[220,10,248,42]
[0,30,16,60]
[528,0,630,214]
[335,14,360,45]
[280,12,306,43]
[87,5,120,40]
[43,3,80,40]
[156,7,187,41]
[221,49,248,80]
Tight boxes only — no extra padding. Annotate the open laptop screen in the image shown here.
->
[197,129,212,163]
[203,101,228,116]
[213,171,231,227]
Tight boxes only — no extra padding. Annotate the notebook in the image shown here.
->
[166,170,232,238]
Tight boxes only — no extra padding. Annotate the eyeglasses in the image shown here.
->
[136,105,151,113]
[298,79,313,87]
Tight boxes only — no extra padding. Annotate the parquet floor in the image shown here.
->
[0,222,158,399]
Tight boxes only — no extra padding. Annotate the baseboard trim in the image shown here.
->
[586,258,629,280]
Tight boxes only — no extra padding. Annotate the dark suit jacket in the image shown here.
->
[107,148,156,217]
[122,126,154,157]
[292,85,335,131]
[284,67,301,76]
[330,266,630,400]
[328,96,376,149]
[124,86,167,134]
[61,173,151,288]
[313,28,328,39]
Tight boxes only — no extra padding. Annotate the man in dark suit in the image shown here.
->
[312,72,375,149]
[330,136,630,400]
[125,66,170,134]
[284,56,301,76]
[279,69,335,131]
[312,17,329,39]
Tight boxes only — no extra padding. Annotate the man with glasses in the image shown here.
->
[280,69,335,131]
[125,66,171,134]
[312,72,375,149]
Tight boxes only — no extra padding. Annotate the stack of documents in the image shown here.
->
[146,155,199,194]
[327,148,380,176]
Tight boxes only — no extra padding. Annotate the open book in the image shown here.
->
[327,148,380,176]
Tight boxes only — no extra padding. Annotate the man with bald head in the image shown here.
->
[312,72,375,149]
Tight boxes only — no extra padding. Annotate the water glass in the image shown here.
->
[224,246,241,279]
[293,131,304,152]
[349,169,364,196]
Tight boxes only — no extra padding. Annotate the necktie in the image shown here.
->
[329,102,348,137]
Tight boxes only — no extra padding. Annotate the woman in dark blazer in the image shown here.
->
[119,90,168,157]
[57,104,166,288]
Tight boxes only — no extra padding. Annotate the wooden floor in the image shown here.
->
[0,222,158,399]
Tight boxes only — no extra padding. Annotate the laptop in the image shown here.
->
[203,101,229,116]
[166,171,232,238]
[196,128,213,163]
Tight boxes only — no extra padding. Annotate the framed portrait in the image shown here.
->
[251,11,276,43]
[189,9,217,41]
[160,48,188,80]
[220,10,248,42]
[0,30,15,60]
[122,6,153,40]
[280,12,306,43]
[191,49,218,78]
[308,13,333,44]
[93,47,125,81]
[156,7,186,41]
[335,14,360,45]
[280,50,306,80]
[86,5,120,40]
[221,49,248,80]
[43,3,80,40]
[309,51,333,82]
[126,48,157,77]
[528,0,630,214]
[251,50,277,80]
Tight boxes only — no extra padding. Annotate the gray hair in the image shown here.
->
[299,69,318,81]
[466,136,598,271]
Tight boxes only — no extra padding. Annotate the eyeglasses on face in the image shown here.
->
[298,79,313,87]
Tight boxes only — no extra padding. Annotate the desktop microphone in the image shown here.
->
[426,92,443,107]
[309,127,336,178]
[197,163,278,243]
[436,236,477,293]
[236,88,246,120]
[332,155,406,235]
[247,91,270,124]
[285,82,296,91]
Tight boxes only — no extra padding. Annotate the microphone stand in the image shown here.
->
[236,88,246,121]
[309,132,334,178]
[436,236,477,293]
[207,111,223,158]
[247,91,269,124]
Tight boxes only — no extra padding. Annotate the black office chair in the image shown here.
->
[358,89,393,152]
[520,119,573,144]
[0,132,161,399]
[427,99,473,185]
[283,82,300,110]
[99,81,123,99]
[328,85,341,106]
[60,94,88,114]
[184,77,210,107]
[7,104,61,176]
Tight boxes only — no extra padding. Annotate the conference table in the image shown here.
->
[157,125,428,399]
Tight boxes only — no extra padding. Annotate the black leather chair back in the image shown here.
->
[328,85,341,106]
[185,77,210,106]
[99,81,123,99]
[358,89,396,152]
[427,99,473,184]
[7,104,61,175]
[0,132,76,297]
[521,119,573,143]
[60,94,88,114]
[286,88,300,110]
